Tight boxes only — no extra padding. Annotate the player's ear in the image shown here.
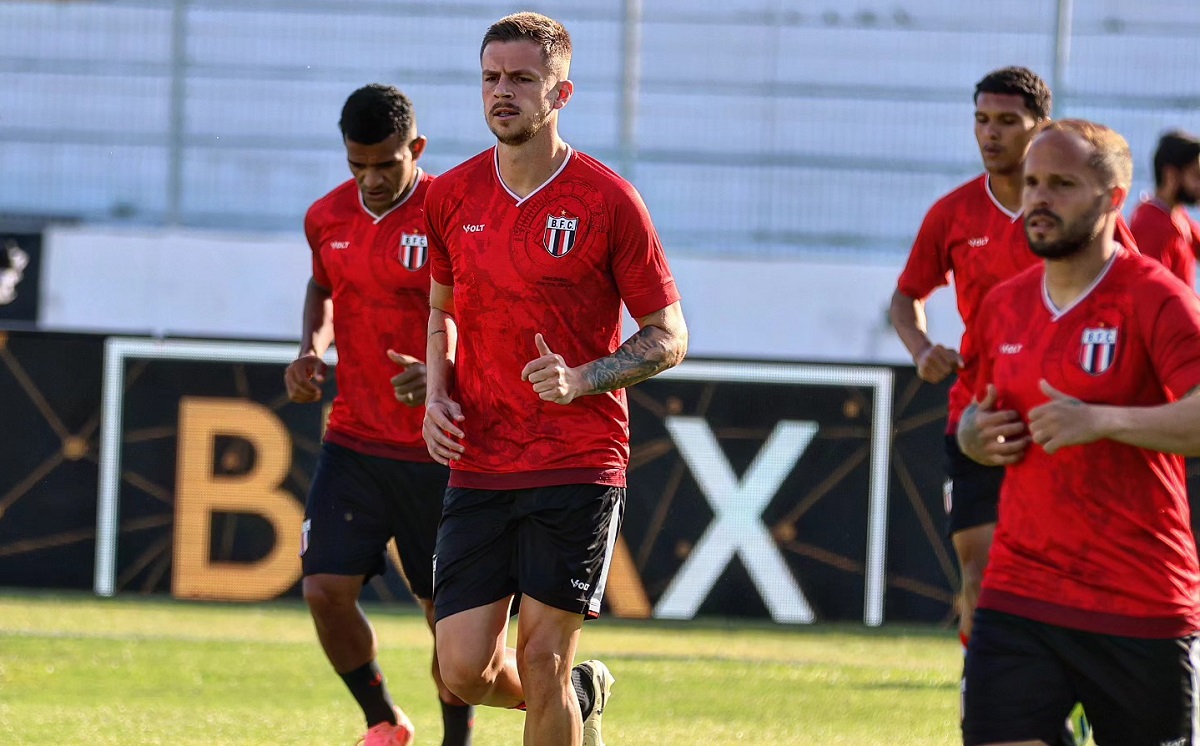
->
[1109,184,1128,212]
[409,135,428,161]
[552,79,574,110]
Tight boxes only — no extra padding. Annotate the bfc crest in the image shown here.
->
[398,233,428,270]
[543,212,579,257]
[1079,327,1117,374]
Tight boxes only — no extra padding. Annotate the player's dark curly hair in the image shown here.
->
[1152,130,1200,187]
[974,67,1052,120]
[480,12,572,77]
[338,84,416,145]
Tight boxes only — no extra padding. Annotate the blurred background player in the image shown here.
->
[1129,129,1200,287]
[890,66,1052,644]
[958,119,1200,746]
[421,12,687,746]
[284,84,475,746]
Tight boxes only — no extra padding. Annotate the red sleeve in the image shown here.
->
[896,200,952,301]
[1133,211,1192,284]
[304,205,331,288]
[611,185,681,318]
[425,182,454,287]
[1147,286,1200,399]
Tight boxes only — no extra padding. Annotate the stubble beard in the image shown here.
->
[489,107,551,147]
[1025,194,1108,260]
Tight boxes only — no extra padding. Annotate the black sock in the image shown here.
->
[440,700,475,746]
[571,665,594,722]
[339,660,397,727]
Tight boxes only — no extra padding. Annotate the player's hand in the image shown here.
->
[1028,380,1105,454]
[284,353,328,403]
[915,343,964,384]
[387,349,426,408]
[423,396,466,465]
[957,384,1030,466]
[520,333,585,405]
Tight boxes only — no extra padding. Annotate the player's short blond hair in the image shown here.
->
[1039,119,1133,192]
[480,12,572,78]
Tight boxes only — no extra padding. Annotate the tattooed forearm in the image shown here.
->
[581,325,686,395]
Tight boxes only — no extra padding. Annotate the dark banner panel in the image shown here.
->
[0,330,105,588]
[7,331,1117,625]
[0,233,42,325]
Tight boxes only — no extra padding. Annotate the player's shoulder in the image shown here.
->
[1129,199,1170,230]
[991,261,1044,301]
[1119,246,1193,297]
[306,178,359,223]
[427,149,492,197]
[566,148,644,205]
[925,173,989,217]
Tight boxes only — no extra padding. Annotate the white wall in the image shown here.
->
[39,225,964,364]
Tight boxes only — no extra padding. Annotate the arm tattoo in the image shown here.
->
[582,325,685,395]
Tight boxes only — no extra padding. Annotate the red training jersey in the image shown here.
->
[426,147,681,489]
[898,174,1035,431]
[898,174,1140,431]
[304,172,435,461]
[1130,198,1199,290]
[974,247,1200,638]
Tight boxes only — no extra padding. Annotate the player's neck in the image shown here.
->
[363,173,418,219]
[1043,231,1118,310]
[1154,185,1181,211]
[496,128,570,199]
[986,169,1024,213]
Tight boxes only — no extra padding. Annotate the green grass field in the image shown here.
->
[0,591,962,745]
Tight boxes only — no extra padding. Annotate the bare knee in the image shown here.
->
[438,654,496,705]
[516,636,571,701]
[302,575,360,620]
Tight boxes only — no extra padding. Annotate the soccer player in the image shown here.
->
[285,84,475,746]
[421,12,688,746]
[1129,129,1200,287]
[958,119,1200,745]
[890,67,1052,643]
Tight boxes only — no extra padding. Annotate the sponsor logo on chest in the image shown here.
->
[398,232,428,271]
[543,212,580,257]
[968,236,989,248]
[329,240,350,250]
[1079,327,1117,375]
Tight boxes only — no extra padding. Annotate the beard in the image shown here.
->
[1024,194,1108,260]
[488,106,551,147]
[1177,183,1199,206]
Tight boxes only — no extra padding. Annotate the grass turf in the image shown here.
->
[0,592,961,745]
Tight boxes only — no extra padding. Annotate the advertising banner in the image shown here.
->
[2,332,965,624]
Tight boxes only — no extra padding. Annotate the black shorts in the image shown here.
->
[432,483,625,622]
[944,434,1004,536]
[300,441,448,600]
[963,607,1198,745]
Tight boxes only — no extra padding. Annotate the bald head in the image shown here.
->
[1023,120,1130,259]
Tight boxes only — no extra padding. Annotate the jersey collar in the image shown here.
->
[984,174,1023,223]
[494,146,573,206]
[1041,245,1122,321]
[358,168,423,224]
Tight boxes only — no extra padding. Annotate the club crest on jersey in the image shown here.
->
[543,212,579,257]
[398,233,428,270]
[1079,327,1117,375]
